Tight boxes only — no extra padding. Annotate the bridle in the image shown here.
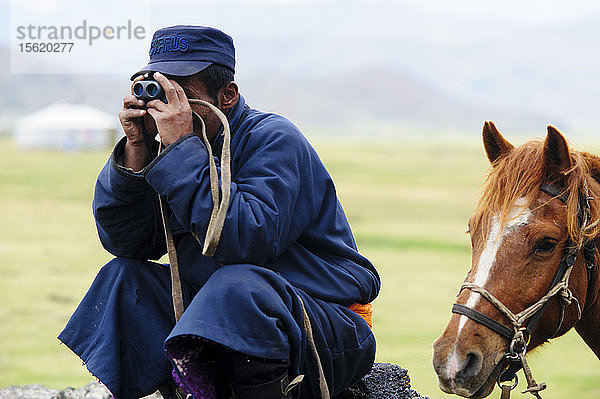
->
[451,183,596,399]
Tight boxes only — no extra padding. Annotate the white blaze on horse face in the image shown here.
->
[457,197,532,334]
[445,198,532,379]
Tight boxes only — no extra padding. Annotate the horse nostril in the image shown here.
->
[461,351,483,379]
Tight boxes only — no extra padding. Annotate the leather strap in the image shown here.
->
[539,183,569,203]
[500,384,513,399]
[298,297,330,399]
[159,100,234,322]
[188,99,232,257]
[452,303,513,339]
[160,196,185,322]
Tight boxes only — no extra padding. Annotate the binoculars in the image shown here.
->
[132,79,167,103]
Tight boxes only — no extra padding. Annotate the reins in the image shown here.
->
[452,183,596,399]
[153,103,330,399]
[158,99,232,322]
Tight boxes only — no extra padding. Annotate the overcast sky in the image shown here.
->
[3,0,600,74]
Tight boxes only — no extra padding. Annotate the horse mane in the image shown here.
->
[473,139,600,246]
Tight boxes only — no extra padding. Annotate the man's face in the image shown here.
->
[142,75,223,142]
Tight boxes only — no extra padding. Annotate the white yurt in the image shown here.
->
[15,102,116,150]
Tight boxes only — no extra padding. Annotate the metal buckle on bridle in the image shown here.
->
[508,329,529,359]
[496,330,526,399]
[496,329,547,399]
[511,331,547,399]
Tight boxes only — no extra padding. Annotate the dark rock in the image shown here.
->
[334,364,428,399]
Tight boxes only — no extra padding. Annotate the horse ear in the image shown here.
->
[543,125,572,174]
[482,121,514,165]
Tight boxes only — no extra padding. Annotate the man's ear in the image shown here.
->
[219,81,239,111]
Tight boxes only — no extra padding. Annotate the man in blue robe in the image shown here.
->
[59,25,380,399]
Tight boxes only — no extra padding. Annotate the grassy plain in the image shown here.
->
[0,137,598,398]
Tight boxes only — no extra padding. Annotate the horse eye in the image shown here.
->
[533,238,557,254]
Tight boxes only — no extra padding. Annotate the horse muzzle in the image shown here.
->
[433,331,505,398]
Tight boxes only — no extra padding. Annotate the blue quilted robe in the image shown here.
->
[59,95,380,399]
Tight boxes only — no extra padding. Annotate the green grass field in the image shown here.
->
[0,137,598,398]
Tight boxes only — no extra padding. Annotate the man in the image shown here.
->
[59,25,380,399]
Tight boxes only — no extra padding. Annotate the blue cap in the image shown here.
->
[130,25,235,80]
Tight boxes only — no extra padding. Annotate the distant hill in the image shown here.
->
[0,46,549,137]
[240,68,549,135]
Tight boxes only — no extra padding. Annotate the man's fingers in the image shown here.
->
[145,98,168,112]
[123,94,145,108]
[145,106,160,122]
[170,79,190,107]
[119,108,146,121]
[153,72,178,104]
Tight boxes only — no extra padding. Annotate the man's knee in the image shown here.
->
[202,264,295,316]
[94,257,182,314]
[99,257,156,278]
[170,264,300,359]
[97,257,169,288]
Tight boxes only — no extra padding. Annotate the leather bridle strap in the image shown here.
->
[538,183,568,203]
[523,183,590,337]
[452,304,513,339]
[522,241,577,337]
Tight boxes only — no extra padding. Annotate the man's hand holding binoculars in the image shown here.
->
[142,72,193,146]
[119,72,193,171]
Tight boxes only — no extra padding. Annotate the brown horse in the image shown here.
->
[432,122,600,398]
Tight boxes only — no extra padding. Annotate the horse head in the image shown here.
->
[432,122,600,398]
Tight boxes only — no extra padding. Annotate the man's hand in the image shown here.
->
[119,75,149,172]
[145,72,194,146]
